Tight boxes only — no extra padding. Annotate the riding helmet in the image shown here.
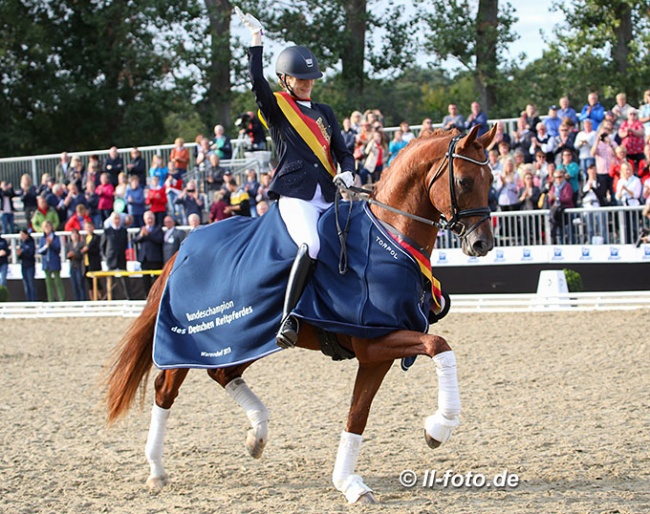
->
[275,46,323,80]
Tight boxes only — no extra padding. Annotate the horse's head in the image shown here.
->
[427,125,497,257]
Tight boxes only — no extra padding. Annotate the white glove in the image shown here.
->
[234,6,264,35]
[334,171,355,190]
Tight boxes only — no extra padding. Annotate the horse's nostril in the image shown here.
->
[473,240,487,255]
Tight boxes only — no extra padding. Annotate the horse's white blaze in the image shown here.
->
[426,351,461,444]
[332,431,373,503]
[145,403,170,483]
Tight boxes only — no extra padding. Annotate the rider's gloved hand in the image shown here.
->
[234,6,264,35]
[334,171,355,190]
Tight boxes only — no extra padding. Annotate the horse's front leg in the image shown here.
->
[353,330,461,449]
[207,362,269,459]
[146,368,189,492]
[332,358,392,504]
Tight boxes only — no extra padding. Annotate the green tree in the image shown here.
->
[419,0,519,114]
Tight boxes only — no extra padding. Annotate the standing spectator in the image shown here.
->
[611,92,633,131]
[548,169,575,244]
[84,180,102,229]
[95,172,115,222]
[32,196,60,233]
[638,144,650,184]
[442,104,465,131]
[532,150,550,189]
[465,101,489,137]
[209,190,231,223]
[126,147,146,184]
[84,158,100,190]
[81,220,103,300]
[353,121,372,171]
[212,124,233,160]
[543,105,562,138]
[591,119,618,203]
[521,104,541,137]
[162,215,185,264]
[558,96,579,127]
[0,227,8,287]
[54,152,71,185]
[188,213,201,231]
[518,169,541,210]
[164,164,184,224]
[496,158,521,212]
[616,161,642,243]
[419,118,434,138]
[224,179,251,217]
[68,155,85,189]
[239,111,267,151]
[17,229,36,301]
[574,119,597,176]
[195,136,214,173]
[609,146,633,194]
[388,130,408,167]
[579,92,605,130]
[256,200,269,216]
[243,170,260,217]
[488,149,503,187]
[582,164,608,243]
[638,89,650,139]
[146,175,168,226]
[174,180,204,224]
[0,180,16,234]
[62,181,87,221]
[114,172,128,200]
[529,123,554,163]
[38,220,65,302]
[148,154,168,185]
[170,137,190,176]
[66,228,87,301]
[47,183,67,229]
[18,174,38,229]
[205,154,228,192]
[256,172,271,205]
[557,150,581,206]
[101,211,130,299]
[340,118,357,155]
[103,146,124,186]
[134,211,164,295]
[485,121,511,153]
[617,109,645,168]
[361,131,385,184]
[124,175,146,228]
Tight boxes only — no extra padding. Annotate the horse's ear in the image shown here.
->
[477,123,498,150]
[456,125,481,152]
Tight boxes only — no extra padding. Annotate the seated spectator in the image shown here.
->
[419,118,434,138]
[224,178,251,217]
[617,108,645,167]
[32,195,60,233]
[256,200,269,217]
[209,190,231,223]
[19,174,38,230]
[529,123,553,163]
[205,154,228,192]
[518,168,541,210]
[195,136,214,172]
[558,96,579,128]
[611,92,633,131]
[212,124,233,160]
[496,157,521,212]
[188,213,201,231]
[114,171,128,199]
[149,154,168,185]
[170,137,190,176]
[638,89,650,139]
[62,181,87,221]
[465,102,488,136]
[243,170,260,217]
[637,144,650,183]
[521,104,541,137]
[145,175,168,226]
[399,121,415,143]
[543,105,562,137]
[497,140,512,162]
[608,145,634,195]
[513,149,527,179]
[124,175,146,228]
[68,155,85,187]
[574,119,597,176]
[551,123,577,166]
[256,172,271,205]
[64,204,92,232]
[532,150,549,188]
[441,104,465,131]
[487,149,502,188]
[579,92,605,130]
[175,180,204,224]
[485,121,511,153]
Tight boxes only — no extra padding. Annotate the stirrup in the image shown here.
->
[276,316,299,349]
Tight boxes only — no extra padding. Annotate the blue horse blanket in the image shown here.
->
[153,201,434,369]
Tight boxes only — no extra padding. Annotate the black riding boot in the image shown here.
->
[276,243,315,349]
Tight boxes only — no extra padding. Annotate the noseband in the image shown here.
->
[344,135,491,241]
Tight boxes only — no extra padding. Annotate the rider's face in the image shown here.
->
[284,75,314,100]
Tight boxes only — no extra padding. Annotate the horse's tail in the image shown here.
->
[103,254,176,424]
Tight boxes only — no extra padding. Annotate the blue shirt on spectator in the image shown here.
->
[124,185,146,216]
[578,102,605,130]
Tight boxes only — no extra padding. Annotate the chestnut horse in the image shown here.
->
[103,124,496,504]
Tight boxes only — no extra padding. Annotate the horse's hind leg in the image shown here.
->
[207,362,269,459]
[145,368,189,492]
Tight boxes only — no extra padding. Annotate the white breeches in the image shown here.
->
[278,185,331,259]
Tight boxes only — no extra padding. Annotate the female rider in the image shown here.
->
[236,8,355,349]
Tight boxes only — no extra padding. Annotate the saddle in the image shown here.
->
[153,201,437,370]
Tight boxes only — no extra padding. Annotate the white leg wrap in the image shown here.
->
[426,351,461,445]
[332,431,373,503]
[145,403,170,478]
[225,377,269,429]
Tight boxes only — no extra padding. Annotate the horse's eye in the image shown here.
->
[457,177,473,190]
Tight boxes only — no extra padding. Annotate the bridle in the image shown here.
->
[344,134,491,240]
